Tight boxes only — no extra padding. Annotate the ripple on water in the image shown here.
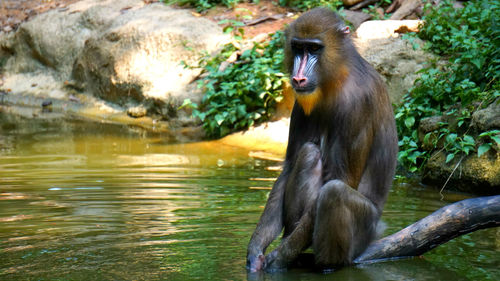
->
[0,116,498,281]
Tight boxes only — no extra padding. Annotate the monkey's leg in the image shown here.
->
[247,173,287,272]
[313,180,379,268]
[266,143,323,271]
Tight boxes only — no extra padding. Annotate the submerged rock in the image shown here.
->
[127,105,147,118]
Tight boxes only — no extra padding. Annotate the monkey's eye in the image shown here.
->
[291,42,303,53]
[308,44,323,53]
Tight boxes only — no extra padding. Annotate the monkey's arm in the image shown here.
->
[247,171,287,272]
[356,118,398,212]
[265,209,314,271]
[247,105,309,272]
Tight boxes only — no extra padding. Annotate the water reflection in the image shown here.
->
[247,259,471,281]
[0,112,498,280]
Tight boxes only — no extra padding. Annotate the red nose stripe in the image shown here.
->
[293,51,308,82]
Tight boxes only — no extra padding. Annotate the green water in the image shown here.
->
[0,112,498,280]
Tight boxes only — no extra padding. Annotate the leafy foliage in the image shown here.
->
[185,31,286,138]
[166,0,343,12]
[395,0,499,172]
[362,0,394,20]
[164,0,247,12]
[279,0,342,11]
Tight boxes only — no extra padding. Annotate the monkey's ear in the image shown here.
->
[340,26,350,35]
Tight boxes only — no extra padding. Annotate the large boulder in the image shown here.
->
[423,151,500,195]
[420,99,500,194]
[71,3,227,111]
[472,99,500,131]
[0,0,228,127]
[354,20,433,104]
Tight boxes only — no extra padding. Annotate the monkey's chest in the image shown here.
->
[317,133,345,182]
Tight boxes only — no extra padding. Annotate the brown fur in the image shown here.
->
[247,8,398,272]
[295,89,321,115]
[284,9,351,114]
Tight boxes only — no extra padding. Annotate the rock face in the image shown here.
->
[354,20,499,194]
[423,151,500,195]
[354,20,432,104]
[472,99,500,131]
[0,0,228,126]
[418,100,500,194]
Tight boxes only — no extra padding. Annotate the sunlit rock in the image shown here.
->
[354,20,435,104]
[0,0,229,132]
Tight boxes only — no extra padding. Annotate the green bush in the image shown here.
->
[279,0,342,11]
[396,0,499,172]
[164,0,245,12]
[166,0,342,12]
[184,31,286,138]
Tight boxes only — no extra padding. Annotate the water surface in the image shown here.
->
[0,112,498,280]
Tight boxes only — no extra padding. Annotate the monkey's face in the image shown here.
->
[289,37,323,94]
[284,8,350,115]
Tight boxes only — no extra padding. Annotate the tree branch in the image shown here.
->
[349,0,379,11]
[355,195,500,263]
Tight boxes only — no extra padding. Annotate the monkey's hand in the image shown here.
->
[264,250,287,272]
[246,253,266,272]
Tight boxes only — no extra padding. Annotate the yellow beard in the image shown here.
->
[295,89,322,115]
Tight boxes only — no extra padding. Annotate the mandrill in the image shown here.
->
[247,8,398,272]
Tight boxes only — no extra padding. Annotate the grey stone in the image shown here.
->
[354,20,435,104]
[472,99,500,131]
[0,0,229,123]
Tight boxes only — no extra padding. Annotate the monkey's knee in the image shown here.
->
[297,142,321,167]
[313,180,377,267]
[312,181,349,266]
[317,180,349,203]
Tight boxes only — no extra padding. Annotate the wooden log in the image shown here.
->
[243,14,284,26]
[355,195,500,263]
[386,0,403,13]
[390,0,422,20]
[349,0,379,11]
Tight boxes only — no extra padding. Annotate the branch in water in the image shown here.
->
[355,195,500,263]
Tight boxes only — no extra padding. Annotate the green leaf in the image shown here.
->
[404,116,415,128]
[423,133,432,144]
[491,136,500,146]
[477,143,491,157]
[463,146,470,155]
[214,114,224,126]
[471,58,481,69]
[463,135,475,145]
[179,98,197,110]
[223,26,234,34]
[197,112,206,121]
[446,133,458,144]
[479,130,500,137]
[446,153,455,163]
